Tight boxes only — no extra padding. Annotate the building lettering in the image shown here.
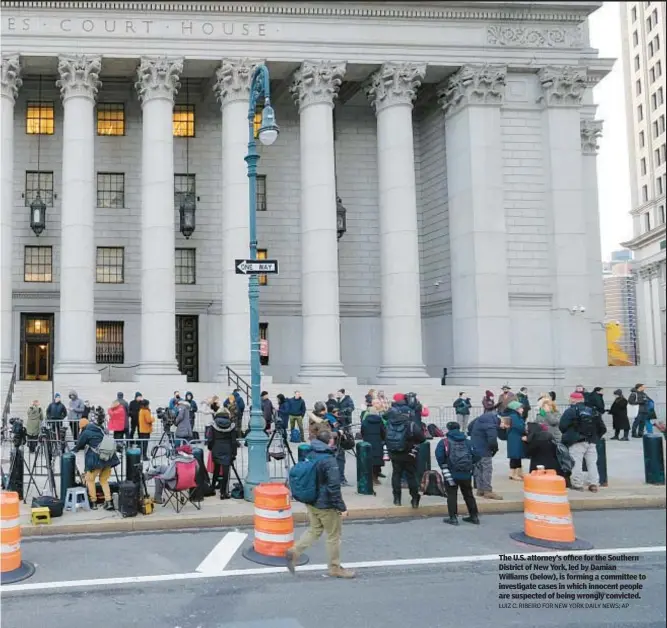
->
[4,17,268,37]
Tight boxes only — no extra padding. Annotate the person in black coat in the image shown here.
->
[523,422,559,473]
[587,387,606,416]
[206,408,238,499]
[128,392,143,441]
[360,406,386,485]
[609,389,630,441]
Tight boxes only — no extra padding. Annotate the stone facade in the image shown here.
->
[1,1,619,392]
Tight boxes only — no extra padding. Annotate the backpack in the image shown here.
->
[445,437,473,474]
[386,418,410,453]
[288,457,320,504]
[90,425,116,462]
[290,428,301,443]
[420,470,445,497]
[575,405,596,438]
[555,442,574,474]
[428,423,444,438]
[405,392,418,409]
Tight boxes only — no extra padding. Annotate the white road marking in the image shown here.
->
[195,531,247,575]
[2,545,664,594]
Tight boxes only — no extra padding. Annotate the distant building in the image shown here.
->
[603,262,639,364]
[620,2,666,365]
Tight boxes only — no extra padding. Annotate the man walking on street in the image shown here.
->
[467,409,503,500]
[286,429,355,579]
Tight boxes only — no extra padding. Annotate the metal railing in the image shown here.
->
[225,366,251,406]
[2,364,17,439]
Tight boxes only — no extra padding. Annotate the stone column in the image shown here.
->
[214,59,260,379]
[538,66,592,368]
[649,266,664,364]
[438,64,512,383]
[638,267,655,365]
[291,60,347,379]
[54,55,101,378]
[135,57,184,378]
[0,55,21,379]
[366,63,429,380]
[580,119,608,366]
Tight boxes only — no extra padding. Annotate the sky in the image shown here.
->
[588,2,633,260]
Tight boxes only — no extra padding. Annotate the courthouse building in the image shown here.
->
[0,1,627,393]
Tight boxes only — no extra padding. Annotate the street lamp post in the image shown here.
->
[244,64,279,501]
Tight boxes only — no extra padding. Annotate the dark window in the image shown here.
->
[175,248,196,284]
[26,102,54,135]
[636,79,642,95]
[635,55,641,71]
[260,322,269,366]
[659,205,666,224]
[173,104,195,137]
[660,115,666,134]
[25,171,54,207]
[96,321,124,364]
[24,246,52,282]
[652,8,658,24]
[655,35,661,51]
[96,173,125,208]
[174,174,196,209]
[96,103,125,136]
[256,175,267,211]
[649,41,655,57]
[634,30,639,46]
[642,184,649,202]
[96,247,124,283]
[632,6,637,22]
[658,176,664,196]
[257,248,268,286]
[641,157,647,175]
[654,120,660,138]
[638,104,644,121]
[645,212,652,232]
[640,130,645,147]
[647,16,652,32]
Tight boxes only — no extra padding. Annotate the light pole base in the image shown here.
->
[242,546,309,568]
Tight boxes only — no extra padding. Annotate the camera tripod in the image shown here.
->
[1,436,58,503]
[266,424,296,467]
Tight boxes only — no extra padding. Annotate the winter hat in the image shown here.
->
[117,392,124,399]
[313,401,327,414]
[507,400,523,411]
[54,392,61,399]
[485,390,494,397]
[135,392,142,398]
[393,393,405,402]
[502,385,511,391]
[446,421,461,431]
[613,389,623,396]
[570,392,585,402]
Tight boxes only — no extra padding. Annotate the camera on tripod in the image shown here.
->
[156,407,176,430]
[9,417,27,448]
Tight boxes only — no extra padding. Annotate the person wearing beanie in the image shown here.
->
[481,390,496,412]
[261,391,274,433]
[360,400,387,485]
[436,422,480,525]
[609,389,630,441]
[559,391,607,492]
[206,407,238,499]
[453,392,472,431]
[128,392,143,443]
[467,405,503,500]
[498,400,527,481]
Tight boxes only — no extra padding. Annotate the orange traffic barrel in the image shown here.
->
[1,491,35,584]
[242,483,309,567]
[510,468,593,550]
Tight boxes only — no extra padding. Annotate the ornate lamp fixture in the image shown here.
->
[179,79,196,238]
[336,196,347,240]
[30,75,46,236]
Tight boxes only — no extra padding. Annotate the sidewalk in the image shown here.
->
[17,435,666,536]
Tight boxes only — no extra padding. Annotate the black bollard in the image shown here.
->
[125,448,142,484]
[60,452,76,504]
[355,441,374,495]
[191,447,208,501]
[7,448,25,501]
[597,438,608,487]
[643,434,665,485]
[298,444,311,463]
[416,441,431,482]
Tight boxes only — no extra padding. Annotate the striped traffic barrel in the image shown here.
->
[1,491,35,584]
[510,468,593,550]
[242,483,309,567]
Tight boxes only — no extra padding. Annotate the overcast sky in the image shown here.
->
[588,2,632,260]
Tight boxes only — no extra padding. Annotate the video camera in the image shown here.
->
[9,417,27,447]
[156,406,176,428]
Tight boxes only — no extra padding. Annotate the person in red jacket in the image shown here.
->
[107,399,127,440]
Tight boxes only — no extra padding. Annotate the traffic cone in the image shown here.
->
[1,491,36,584]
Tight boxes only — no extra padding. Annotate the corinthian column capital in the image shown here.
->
[365,62,426,115]
[214,58,263,108]
[537,65,586,108]
[1,54,22,103]
[135,56,183,106]
[437,64,507,117]
[580,119,603,155]
[57,54,101,101]
[290,60,346,112]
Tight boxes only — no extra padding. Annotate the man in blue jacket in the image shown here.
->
[436,422,480,526]
[467,410,502,500]
[287,391,307,442]
[286,429,355,579]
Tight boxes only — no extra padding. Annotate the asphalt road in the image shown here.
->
[2,510,665,628]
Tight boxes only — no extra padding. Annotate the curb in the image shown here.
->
[21,494,666,537]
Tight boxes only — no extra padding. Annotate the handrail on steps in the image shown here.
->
[2,364,17,437]
[225,366,251,406]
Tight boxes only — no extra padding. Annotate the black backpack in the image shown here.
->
[445,437,474,474]
[386,417,410,453]
[575,405,596,438]
[420,470,445,496]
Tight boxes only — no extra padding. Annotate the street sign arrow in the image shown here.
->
[235,259,279,275]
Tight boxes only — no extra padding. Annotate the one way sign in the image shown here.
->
[235,259,279,275]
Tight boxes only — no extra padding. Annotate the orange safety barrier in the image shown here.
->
[1,491,36,584]
[509,468,593,550]
[242,483,309,567]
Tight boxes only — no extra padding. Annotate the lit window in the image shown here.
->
[25,318,50,335]
[96,247,124,284]
[24,246,52,282]
[96,173,125,208]
[175,248,196,285]
[174,174,196,208]
[257,248,268,286]
[256,175,267,211]
[96,321,124,364]
[96,103,125,136]
[24,171,54,207]
[253,108,262,139]
[26,102,54,135]
[173,104,195,137]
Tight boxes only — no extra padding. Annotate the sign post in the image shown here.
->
[235,259,279,275]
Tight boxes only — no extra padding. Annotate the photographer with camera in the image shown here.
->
[26,399,44,453]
